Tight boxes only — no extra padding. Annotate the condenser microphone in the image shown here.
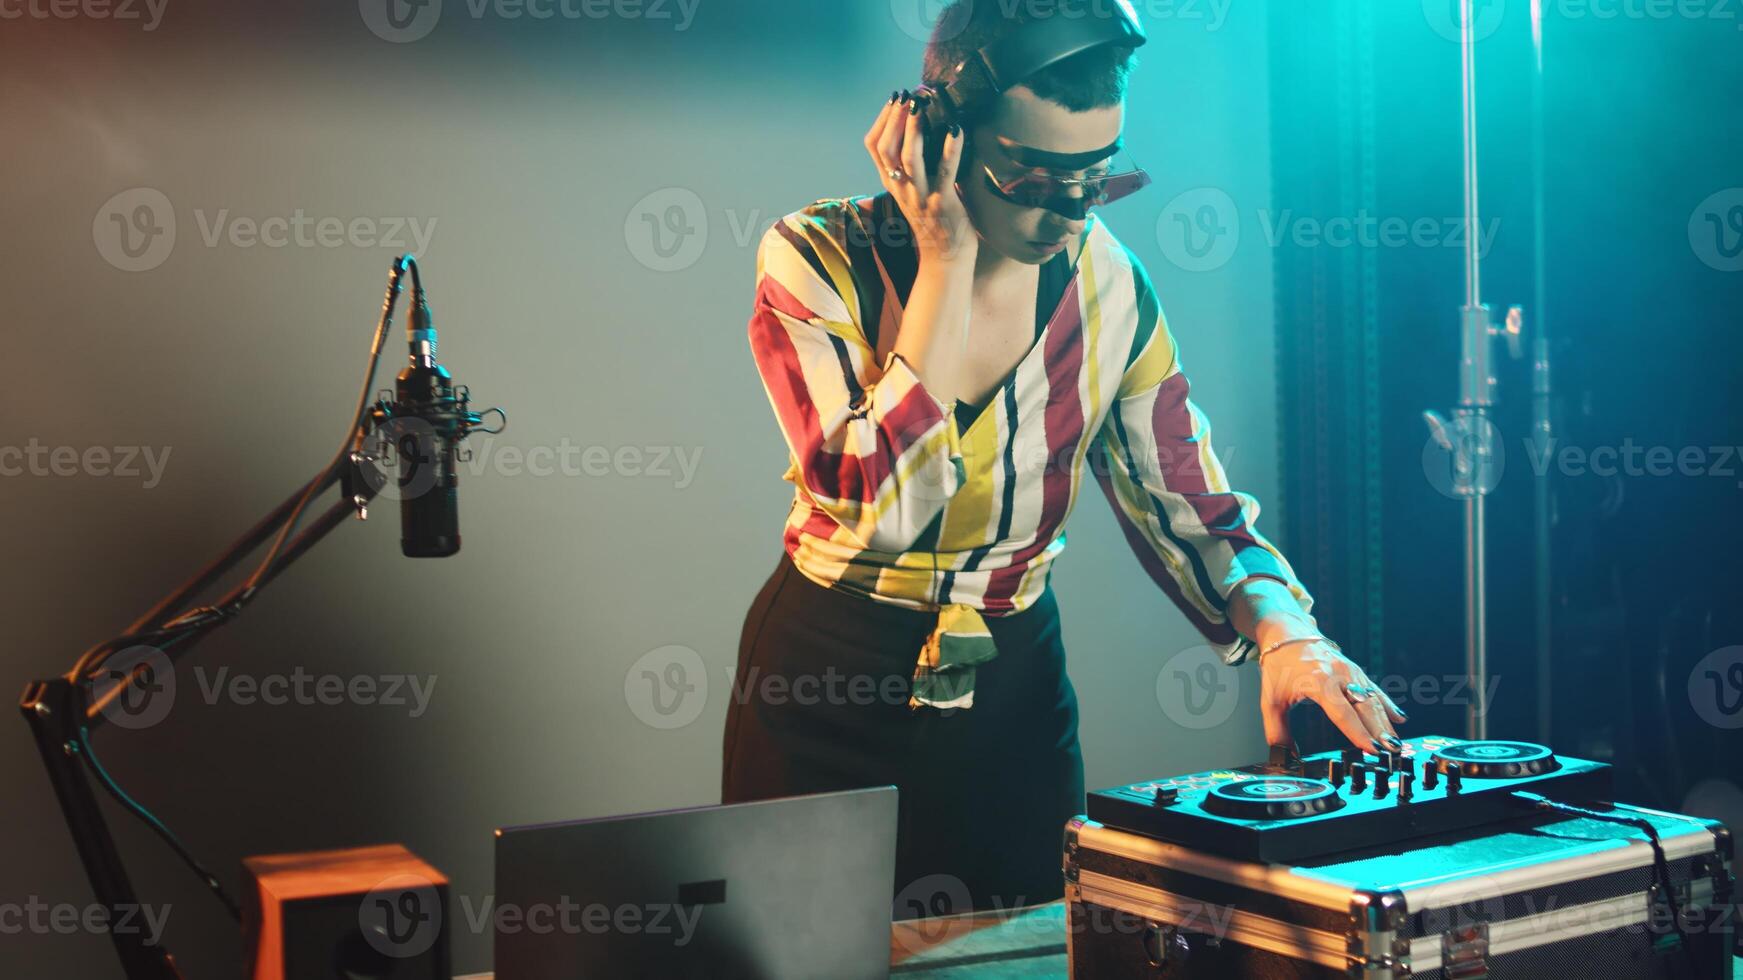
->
[392,293,462,558]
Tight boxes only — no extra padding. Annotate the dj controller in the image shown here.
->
[1069,736,1736,978]
[1085,735,1614,863]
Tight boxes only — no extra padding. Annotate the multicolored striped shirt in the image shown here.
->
[747,193,1312,708]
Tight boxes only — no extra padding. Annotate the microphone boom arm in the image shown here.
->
[18,255,500,979]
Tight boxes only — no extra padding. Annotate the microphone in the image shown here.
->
[356,258,501,558]
[390,291,463,557]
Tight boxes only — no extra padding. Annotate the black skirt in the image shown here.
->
[720,552,1084,916]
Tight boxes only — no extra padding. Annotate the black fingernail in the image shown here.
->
[889,90,899,104]
[909,101,922,115]
[949,122,961,136]
[899,90,911,104]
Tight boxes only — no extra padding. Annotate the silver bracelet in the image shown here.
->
[1257,634,1336,663]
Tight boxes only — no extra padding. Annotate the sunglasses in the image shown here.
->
[978,163,1152,221]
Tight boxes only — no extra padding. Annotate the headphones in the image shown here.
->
[914,0,1147,177]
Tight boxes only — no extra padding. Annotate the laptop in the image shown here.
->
[494,786,898,979]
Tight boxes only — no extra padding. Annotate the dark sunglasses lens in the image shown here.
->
[1003,170,1151,210]
[998,175,1057,206]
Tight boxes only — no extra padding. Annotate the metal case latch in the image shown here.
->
[1441,921,1489,979]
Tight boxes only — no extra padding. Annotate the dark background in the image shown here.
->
[1272,0,1743,835]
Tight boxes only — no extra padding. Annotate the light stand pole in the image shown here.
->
[1424,0,1526,741]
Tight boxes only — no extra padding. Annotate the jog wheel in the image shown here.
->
[1429,741,1560,779]
[1201,776,1345,820]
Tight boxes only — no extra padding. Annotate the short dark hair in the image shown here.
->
[921,0,1139,113]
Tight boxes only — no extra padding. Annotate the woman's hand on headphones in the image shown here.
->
[866,91,975,266]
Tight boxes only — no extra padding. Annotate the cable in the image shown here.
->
[76,708,243,922]
[1513,792,1701,973]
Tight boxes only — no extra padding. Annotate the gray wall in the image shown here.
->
[0,2,1279,974]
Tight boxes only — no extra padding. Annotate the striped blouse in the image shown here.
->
[746,193,1312,709]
